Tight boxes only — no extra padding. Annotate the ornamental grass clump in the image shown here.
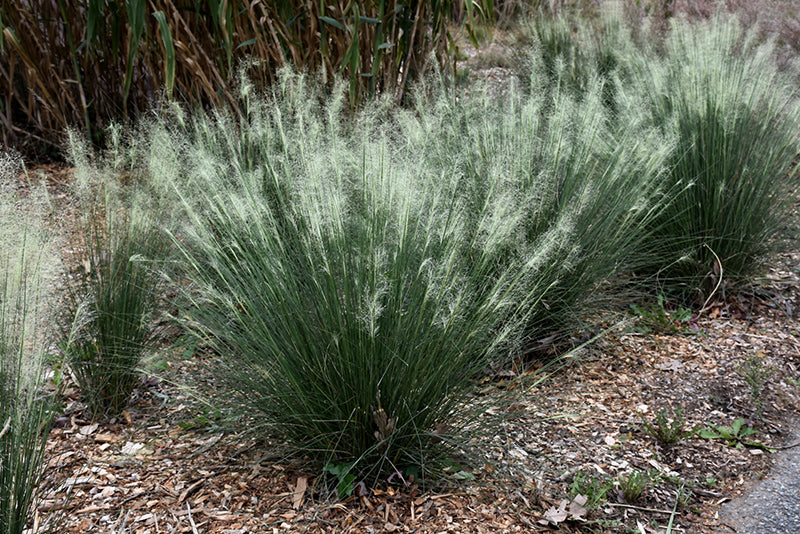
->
[399,73,672,350]
[61,134,170,418]
[107,63,675,484]
[0,153,61,534]
[623,13,800,301]
[133,72,612,485]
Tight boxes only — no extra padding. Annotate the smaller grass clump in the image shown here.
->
[624,12,800,302]
[617,469,652,503]
[0,154,62,534]
[60,135,170,418]
[640,405,692,445]
[736,351,774,417]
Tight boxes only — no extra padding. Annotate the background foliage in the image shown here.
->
[0,0,494,155]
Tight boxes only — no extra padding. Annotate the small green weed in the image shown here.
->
[323,462,357,500]
[630,295,696,335]
[442,459,475,482]
[640,405,692,445]
[569,472,611,510]
[736,351,774,417]
[617,469,654,503]
[177,406,223,431]
[698,419,774,451]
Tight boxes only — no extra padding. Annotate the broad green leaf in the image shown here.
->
[452,470,476,481]
[320,16,346,31]
[153,11,175,99]
[236,38,257,50]
[123,0,147,111]
[731,418,744,434]
[698,428,721,439]
[86,0,101,44]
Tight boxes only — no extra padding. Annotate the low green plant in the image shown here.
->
[617,469,652,503]
[61,140,170,419]
[736,351,774,417]
[630,294,694,334]
[0,160,62,534]
[640,405,692,445]
[569,472,611,510]
[698,419,773,451]
[442,458,475,482]
[177,406,223,432]
[323,462,357,500]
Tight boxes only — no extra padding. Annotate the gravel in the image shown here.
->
[709,420,800,533]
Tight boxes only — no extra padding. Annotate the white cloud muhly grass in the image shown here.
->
[0,152,61,534]
[156,77,543,481]
[100,58,673,482]
[621,12,800,295]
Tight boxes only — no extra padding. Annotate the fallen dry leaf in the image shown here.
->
[569,494,588,521]
[655,359,684,372]
[541,499,569,525]
[78,424,98,436]
[120,441,144,456]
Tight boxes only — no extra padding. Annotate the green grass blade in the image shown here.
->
[154,10,175,99]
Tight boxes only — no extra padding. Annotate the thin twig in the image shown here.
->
[606,502,676,514]
[740,332,800,351]
[777,441,800,450]
[699,244,724,315]
[187,503,200,534]
[692,487,724,498]
[116,510,130,534]
[587,417,644,425]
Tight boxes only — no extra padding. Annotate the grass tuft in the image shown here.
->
[0,153,61,534]
[60,133,170,418]
[624,12,800,302]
